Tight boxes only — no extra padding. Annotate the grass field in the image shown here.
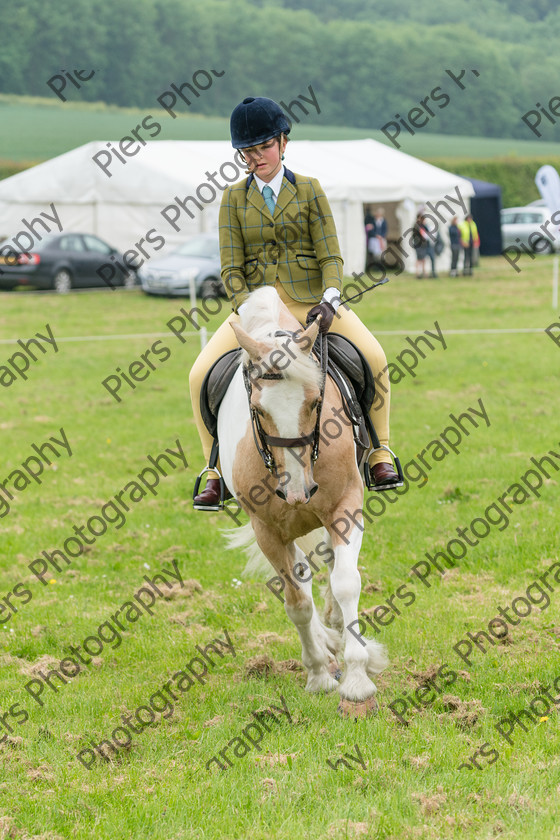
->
[0,256,559,839]
[2,94,559,164]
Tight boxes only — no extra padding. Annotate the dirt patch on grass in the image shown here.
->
[164,579,202,599]
[409,663,444,683]
[507,792,534,811]
[26,766,54,783]
[327,819,370,838]
[259,777,278,802]
[276,659,304,673]
[243,655,275,678]
[243,655,304,679]
[168,610,193,626]
[156,545,186,562]
[412,789,447,815]
[203,714,224,727]
[437,694,485,728]
[254,632,290,645]
[18,655,61,677]
[404,755,430,769]
[254,752,296,766]
[363,581,383,594]
[0,736,23,750]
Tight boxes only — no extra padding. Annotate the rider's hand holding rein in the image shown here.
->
[306,300,335,334]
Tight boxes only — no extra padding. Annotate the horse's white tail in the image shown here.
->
[222,523,329,579]
[222,523,267,577]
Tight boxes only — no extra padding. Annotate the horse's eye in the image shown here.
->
[310,398,320,411]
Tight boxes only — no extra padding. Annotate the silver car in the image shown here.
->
[500,206,560,253]
[139,235,226,298]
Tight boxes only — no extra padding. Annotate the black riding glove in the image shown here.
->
[306,300,335,334]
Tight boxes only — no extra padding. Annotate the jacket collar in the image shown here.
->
[245,166,297,220]
[246,166,296,190]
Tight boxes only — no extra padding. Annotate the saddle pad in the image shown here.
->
[200,348,241,438]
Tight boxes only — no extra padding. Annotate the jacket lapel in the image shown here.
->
[245,179,273,221]
[275,177,297,217]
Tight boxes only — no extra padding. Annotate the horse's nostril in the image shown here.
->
[275,488,286,500]
[309,482,319,498]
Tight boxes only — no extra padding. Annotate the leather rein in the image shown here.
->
[242,330,327,474]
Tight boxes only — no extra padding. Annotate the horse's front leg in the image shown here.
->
[326,507,388,703]
[251,519,339,694]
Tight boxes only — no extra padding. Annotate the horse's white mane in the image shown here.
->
[239,288,321,388]
[240,286,281,339]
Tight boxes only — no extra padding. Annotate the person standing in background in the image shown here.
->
[365,207,387,263]
[448,216,461,277]
[459,213,479,276]
[364,206,375,236]
[412,212,428,278]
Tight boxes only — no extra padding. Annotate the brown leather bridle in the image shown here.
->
[242,331,327,475]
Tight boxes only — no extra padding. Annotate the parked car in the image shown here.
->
[0,232,137,292]
[138,235,225,298]
[500,206,560,253]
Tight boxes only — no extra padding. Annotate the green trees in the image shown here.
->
[3,0,560,141]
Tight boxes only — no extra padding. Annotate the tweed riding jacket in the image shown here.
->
[219,167,344,312]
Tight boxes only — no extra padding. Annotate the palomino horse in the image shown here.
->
[218,287,387,714]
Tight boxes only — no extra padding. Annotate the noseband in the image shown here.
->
[242,330,327,474]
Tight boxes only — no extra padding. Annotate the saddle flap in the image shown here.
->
[200,348,242,437]
[326,333,376,413]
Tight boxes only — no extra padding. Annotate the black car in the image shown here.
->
[0,233,137,293]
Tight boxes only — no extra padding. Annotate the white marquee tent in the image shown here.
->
[0,139,474,274]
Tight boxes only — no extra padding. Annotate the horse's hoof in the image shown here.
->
[328,661,343,681]
[337,696,379,719]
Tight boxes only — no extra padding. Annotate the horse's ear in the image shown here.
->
[230,322,268,359]
[297,318,321,352]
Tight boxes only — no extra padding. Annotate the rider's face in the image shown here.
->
[240,135,287,181]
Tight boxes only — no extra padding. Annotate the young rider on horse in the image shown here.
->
[189,96,400,510]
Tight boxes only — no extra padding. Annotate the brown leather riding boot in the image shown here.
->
[193,478,232,511]
[370,462,402,491]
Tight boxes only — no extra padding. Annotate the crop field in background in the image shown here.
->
[0,256,559,839]
[2,95,560,165]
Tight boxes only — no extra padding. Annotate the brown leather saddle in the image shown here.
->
[199,333,379,466]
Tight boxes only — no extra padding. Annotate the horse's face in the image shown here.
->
[253,373,322,505]
[232,319,323,506]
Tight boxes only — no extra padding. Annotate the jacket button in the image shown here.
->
[272,259,277,265]
[269,222,274,227]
